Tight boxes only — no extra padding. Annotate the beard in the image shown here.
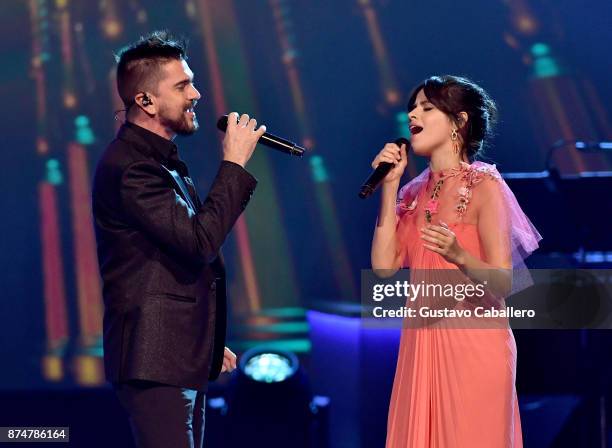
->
[159,103,199,136]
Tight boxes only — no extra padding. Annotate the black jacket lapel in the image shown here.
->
[161,164,198,212]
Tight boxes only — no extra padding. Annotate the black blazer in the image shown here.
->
[92,122,256,391]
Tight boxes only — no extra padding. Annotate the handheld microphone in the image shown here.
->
[216,115,305,157]
[358,137,409,199]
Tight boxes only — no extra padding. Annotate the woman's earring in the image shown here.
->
[451,129,460,154]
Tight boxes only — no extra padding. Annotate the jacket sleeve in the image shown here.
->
[120,159,257,263]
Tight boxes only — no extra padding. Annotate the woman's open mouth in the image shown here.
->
[409,125,423,135]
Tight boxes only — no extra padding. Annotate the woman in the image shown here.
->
[370,75,541,447]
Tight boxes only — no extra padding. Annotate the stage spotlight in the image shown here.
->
[243,351,297,383]
[221,347,328,448]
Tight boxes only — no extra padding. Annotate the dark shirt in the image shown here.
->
[123,121,186,173]
[123,121,200,207]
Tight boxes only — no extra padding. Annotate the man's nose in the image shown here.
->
[190,85,202,101]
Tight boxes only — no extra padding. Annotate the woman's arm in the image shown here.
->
[370,142,408,275]
[454,247,512,298]
[464,177,513,296]
[371,180,402,274]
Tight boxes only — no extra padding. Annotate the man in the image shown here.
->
[92,31,265,447]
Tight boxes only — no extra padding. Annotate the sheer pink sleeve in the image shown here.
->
[476,177,513,269]
[396,169,429,219]
[472,162,543,294]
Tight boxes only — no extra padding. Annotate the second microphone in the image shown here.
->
[217,114,305,157]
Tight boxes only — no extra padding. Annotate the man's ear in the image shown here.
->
[135,92,156,114]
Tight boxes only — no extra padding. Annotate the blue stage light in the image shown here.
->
[221,347,323,447]
[243,352,295,383]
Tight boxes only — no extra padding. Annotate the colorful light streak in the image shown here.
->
[357,0,400,106]
[269,0,358,300]
[195,0,300,311]
[67,143,104,385]
[501,1,610,173]
[39,180,69,381]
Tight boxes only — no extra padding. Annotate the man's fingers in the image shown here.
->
[223,347,237,371]
[227,112,239,129]
[254,124,267,139]
[227,351,237,369]
[238,113,250,127]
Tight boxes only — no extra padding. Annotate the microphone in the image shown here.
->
[217,115,305,157]
[358,138,409,199]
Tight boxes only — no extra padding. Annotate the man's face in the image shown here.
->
[155,59,201,136]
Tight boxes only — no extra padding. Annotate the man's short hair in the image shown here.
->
[115,30,188,108]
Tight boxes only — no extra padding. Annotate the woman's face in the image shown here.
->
[408,89,454,157]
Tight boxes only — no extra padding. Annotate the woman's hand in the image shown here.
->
[420,221,466,266]
[371,142,408,184]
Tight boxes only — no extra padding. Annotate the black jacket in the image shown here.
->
[92,121,256,391]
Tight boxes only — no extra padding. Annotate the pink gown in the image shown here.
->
[385,161,541,448]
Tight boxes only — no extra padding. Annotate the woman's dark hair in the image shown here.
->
[407,75,498,160]
[114,30,188,108]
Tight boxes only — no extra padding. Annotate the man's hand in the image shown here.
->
[222,112,266,168]
[221,346,238,373]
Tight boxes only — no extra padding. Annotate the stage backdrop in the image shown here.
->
[0,0,610,388]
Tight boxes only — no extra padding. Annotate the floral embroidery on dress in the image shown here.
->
[454,161,501,219]
[396,161,501,221]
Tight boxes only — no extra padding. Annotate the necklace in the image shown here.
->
[424,164,463,223]
[425,177,444,223]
